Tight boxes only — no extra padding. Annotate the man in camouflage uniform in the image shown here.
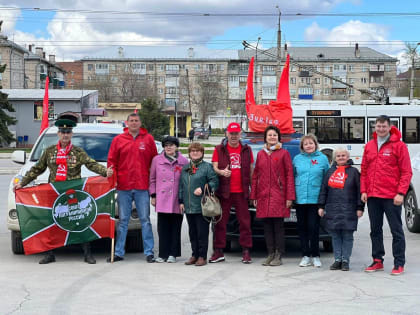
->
[14,118,113,264]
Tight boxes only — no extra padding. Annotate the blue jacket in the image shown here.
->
[293,151,329,204]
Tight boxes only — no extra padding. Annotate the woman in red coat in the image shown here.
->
[250,126,295,266]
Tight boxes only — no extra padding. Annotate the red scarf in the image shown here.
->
[328,165,349,189]
[55,141,73,181]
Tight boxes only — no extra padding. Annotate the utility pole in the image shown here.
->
[276,6,282,85]
[255,37,261,104]
[410,43,420,100]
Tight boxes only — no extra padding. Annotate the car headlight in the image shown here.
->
[9,209,18,220]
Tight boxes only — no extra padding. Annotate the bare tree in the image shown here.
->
[403,42,420,99]
[85,74,114,102]
[188,70,225,126]
[117,64,155,102]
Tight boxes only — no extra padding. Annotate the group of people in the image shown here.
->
[15,114,412,276]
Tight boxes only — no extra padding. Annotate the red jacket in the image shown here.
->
[360,126,412,199]
[108,128,158,190]
[250,148,295,218]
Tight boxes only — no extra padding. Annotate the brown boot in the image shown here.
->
[269,250,283,266]
[195,257,207,266]
[184,257,197,265]
[262,252,275,266]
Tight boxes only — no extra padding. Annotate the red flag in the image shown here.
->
[245,55,295,134]
[39,77,50,135]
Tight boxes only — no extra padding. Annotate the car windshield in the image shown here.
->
[30,133,119,162]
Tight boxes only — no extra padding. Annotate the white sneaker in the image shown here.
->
[155,257,166,263]
[167,256,176,263]
[313,256,322,267]
[299,256,312,267]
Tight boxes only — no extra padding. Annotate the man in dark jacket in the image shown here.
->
[210,122,254,264]
[107,113,158,263]
[361,115,412,275]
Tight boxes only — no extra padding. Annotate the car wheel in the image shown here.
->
[11,230,24,254]
[126,230,143,252]
[323,240,333,252]
[404,190,420,233]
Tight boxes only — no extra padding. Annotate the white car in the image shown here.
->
[7,123,162,254]
[404,153,420,233]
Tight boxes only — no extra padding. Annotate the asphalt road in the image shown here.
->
[1,172,420,314]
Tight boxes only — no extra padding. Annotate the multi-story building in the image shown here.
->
[0,33,26,88]
[25,46,66,89]
[0,33,66,89]
[71,44,398,124]
[239,44,398,104]
[57,61,83,89]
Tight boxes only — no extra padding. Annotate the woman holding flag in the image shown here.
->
[14,115,114,264]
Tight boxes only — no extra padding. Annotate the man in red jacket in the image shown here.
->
[361,115,412,275]
[107,113,158,263]
[210,122,254,264]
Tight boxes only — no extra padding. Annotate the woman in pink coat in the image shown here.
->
[250,126,295,266]
[149,136,188,263]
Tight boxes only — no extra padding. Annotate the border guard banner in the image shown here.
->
[16,176,115,255]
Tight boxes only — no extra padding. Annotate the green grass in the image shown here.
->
[179,143,215,147]
[0,148,32,153]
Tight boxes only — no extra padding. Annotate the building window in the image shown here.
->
[315,89,321,95]
[87,64,94,71]
[324,88,330,95]
[95,63,108,70]
[195,64,200,71]
[324,66,332,72]
[159,76,164,83]
[290,89,296,97]
[334,64,339,71]
[314,78,320,84]
[158,88,163,94]
[348,65,354,72]
[148,64,154,71]
[291,65,296,72]
[348,88,355,95]
[324,77,330,84]
[34,101,54,120]
[301,77,310,84]
[362,66,368,72]
[361,77,367,84]
[239,76,247,82]
[110,64,116,71]
[148,76,154,81]
[218,64,225,71]
[290,77,296,84]
[298,87,313,95]
[349,78,355,84]
[229,76,239,82]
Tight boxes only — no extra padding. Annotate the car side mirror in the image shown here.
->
[11,150,26,164]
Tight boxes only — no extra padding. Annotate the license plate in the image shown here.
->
[285,211,297,223]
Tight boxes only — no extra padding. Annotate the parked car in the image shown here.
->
[194,127,210,139]
[225,132,333,252]
[7,123,162,254]
[404,153,420,233]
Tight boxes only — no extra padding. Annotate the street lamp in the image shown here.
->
[410,42,420,100]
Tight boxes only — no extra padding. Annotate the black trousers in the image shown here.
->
[263,218,285,255]
[186,213,210,259]
[157,213,184,259]
[296,204,320,257]
[367,197,405,267]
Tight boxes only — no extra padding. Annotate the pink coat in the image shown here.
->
[149,152,188,214]
[250,148,295,218]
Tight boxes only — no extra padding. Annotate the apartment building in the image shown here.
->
[0,33,66,89]
[238,44,398,103]
[69,45,397,122]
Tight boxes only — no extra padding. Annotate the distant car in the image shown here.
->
[7,123,162,254]
[194,127,210,140]
[225,132,333,252]
[404,153,420,233]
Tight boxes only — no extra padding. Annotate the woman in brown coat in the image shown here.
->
[250,126,295,266]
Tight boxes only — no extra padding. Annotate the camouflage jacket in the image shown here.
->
[21,145,107,187]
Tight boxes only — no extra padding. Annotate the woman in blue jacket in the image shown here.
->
[293,134,329,268]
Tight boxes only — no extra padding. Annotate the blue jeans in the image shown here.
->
[115,190,154,257]
[329,229,354,262]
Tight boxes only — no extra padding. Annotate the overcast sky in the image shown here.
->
[1,0,419,70]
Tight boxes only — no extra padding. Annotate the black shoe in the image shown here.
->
[341,261,350,271]
[84,255,96,264]
[107,255,124,263]
[329,260,342,270]
[39,254,56,264]
[146,255,155,263]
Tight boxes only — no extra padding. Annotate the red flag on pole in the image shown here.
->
[245,55,295,133]
[39,77,50,135]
